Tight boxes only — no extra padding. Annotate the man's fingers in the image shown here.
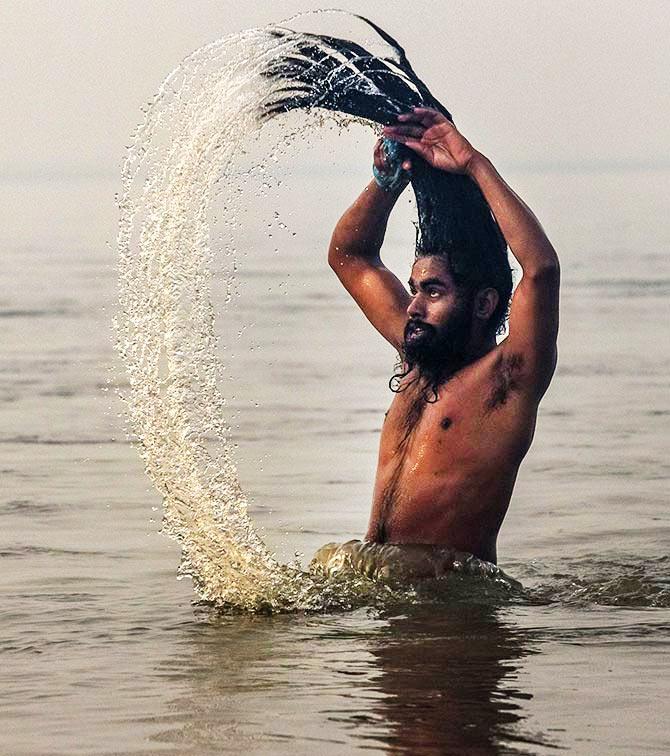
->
[410,106,443,122]
[403,140,429,159]
[373,139,388,170]
[397,112,424,124]
[374,136,413,177]
[390,135,427,157]
[409,107,440,116]
[388,133,417,147]
[383,125,424,138]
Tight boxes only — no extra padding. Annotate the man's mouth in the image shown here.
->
[405,321,432,341]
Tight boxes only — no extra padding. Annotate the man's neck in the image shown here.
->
[465,334,498,364]
[438,335,498,380]
[413,336,497,397]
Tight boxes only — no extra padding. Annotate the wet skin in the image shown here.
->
[364,258,536,563]
[329,109,560,564]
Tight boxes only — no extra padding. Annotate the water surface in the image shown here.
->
[1,149,669,752]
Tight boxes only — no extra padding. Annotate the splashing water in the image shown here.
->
[115,21,321,612]
[114,11,518,612]
[116,15,370,612]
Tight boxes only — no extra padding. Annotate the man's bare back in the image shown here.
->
[320,108,559,571]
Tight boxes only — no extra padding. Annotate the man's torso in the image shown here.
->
[365,346,538,562]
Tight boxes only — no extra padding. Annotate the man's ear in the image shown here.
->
[474,288,499,322]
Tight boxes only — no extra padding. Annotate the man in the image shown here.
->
[315,108,559,577]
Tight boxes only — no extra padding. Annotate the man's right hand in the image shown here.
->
[372,138,412,192]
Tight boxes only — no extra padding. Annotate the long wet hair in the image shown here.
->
[260,15,514,397]
[408,152,514,340]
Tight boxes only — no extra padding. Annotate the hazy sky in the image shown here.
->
[2,0,669,179]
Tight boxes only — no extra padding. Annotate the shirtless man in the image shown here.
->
[315,108,559,577]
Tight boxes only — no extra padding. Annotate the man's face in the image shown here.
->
[404,256,473,369]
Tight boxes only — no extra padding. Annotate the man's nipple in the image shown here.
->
[440,416,452,430]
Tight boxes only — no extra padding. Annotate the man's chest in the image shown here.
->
[379,373,533,474]
[381,384,480,466]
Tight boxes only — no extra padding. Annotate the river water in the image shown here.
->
[2,78,670,756]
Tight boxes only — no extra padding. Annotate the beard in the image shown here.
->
[402,299,473,385]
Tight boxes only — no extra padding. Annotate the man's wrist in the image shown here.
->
[368,178,406,201]
[465,151,492,182]
[373,166,409,193]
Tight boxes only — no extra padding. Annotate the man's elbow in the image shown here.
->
[328,235,357,280]
[523,256,560,283]
[328,234,380,273]
[328,236,345,272]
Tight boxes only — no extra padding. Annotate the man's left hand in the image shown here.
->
[383,108,478,175]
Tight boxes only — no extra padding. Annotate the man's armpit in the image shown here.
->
[486,352,525,411]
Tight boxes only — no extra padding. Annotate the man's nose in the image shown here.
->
[407,294,424,319]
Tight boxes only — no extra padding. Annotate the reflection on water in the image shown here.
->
[364,605,554,754]
[154,603,558,754]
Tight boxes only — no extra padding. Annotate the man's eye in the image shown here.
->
[428,289,440,298]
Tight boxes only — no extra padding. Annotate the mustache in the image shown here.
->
[404,319,435,339]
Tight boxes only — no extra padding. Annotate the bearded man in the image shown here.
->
[313,108,560,580]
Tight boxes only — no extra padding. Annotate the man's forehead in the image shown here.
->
[410,256,452,281]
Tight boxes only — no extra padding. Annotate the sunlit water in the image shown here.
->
[2,12,669,755]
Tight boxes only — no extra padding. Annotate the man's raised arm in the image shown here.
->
[468,153,560,396]
[328,141,412,350]
[384,108,560,397]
